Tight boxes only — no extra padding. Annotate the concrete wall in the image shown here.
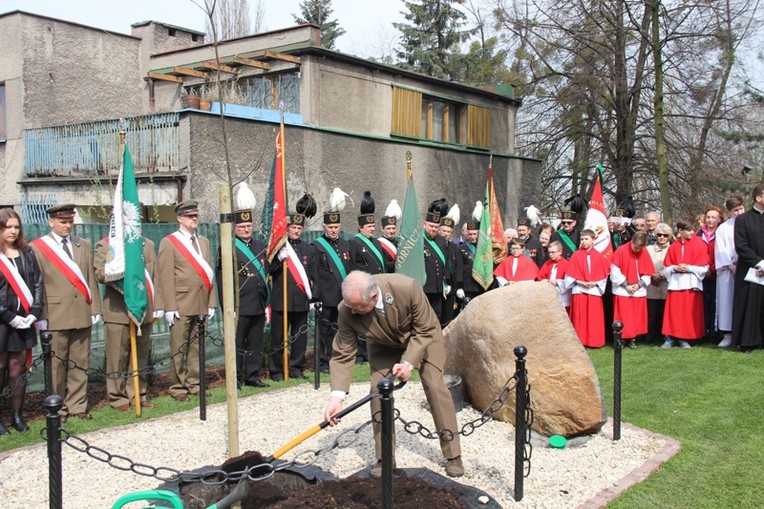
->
[300,55,516,154]
[185,113,523,231]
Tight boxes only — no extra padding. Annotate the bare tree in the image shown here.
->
[205,0,254,41]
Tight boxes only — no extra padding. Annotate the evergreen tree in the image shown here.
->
[292,0,346,50]
[394,0,475,80]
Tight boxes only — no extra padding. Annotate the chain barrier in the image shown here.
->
[0,351,46,400]
[392,373,534,479]
[207,323,311,359]
[48,418,374,485]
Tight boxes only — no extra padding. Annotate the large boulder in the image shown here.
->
[444,282,607,437]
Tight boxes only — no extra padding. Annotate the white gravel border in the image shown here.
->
[0,382,677,508]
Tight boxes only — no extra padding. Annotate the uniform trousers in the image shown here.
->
[236,314,266,383]
[317,306,339,370]
[269,310,308,376]
[368,339,461,461]
[169,315,202,398]
[50,327,92,415]
[105,322,153,408]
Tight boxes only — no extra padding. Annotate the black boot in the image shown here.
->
[11,410,29,432]
[0,420,9,435]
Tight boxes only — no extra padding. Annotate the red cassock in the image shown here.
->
[494,255,540,282]
[662,236,710,340]
[537,258,571,313]
[567,248,611,347]
[610,243,655,339]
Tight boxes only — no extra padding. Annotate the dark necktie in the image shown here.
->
[62,239,73,259]
[191,235,201,255]
[374,308,394,338]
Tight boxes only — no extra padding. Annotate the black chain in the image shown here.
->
[50,322,201,381]
[207,323,311,359]
[523,381,534,478]
[46,418,374,485]
[0,351,46,400]
[394,374,520,441]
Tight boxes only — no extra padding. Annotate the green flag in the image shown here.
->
[472,179,494,290]
[105,144,148,326]
[394,174,425,286]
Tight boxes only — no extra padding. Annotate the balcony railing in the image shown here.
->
[24,113,181,177]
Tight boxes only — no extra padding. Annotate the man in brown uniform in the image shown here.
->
[94,236,162,411]
[324,271,463,478]
[30,204,101,420]
[157,201,217,402]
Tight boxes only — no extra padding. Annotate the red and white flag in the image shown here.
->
[584,165,613,259]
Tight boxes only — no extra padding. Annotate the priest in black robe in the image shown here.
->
[731,184,764,351]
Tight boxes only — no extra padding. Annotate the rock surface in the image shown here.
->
[444,282,607,436]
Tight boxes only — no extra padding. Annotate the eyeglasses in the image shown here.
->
[235,224,254,229]
[561,221,574,225]
[656,233,670,238]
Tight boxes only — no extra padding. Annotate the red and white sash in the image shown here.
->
[31,236,92,304]
[167,232,214,292]
[285,242,312,300]
[378,237,397,261]
[0,254,33,313]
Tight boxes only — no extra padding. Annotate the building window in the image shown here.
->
[241,73,301,114]
[0,83,6,141]
[391,86,490,148]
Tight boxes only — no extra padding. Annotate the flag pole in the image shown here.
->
[119,127,142,417]
[280,110,289,382]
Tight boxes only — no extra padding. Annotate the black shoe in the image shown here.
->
[10,410,30,432]
[0,421,9,435]
[244,379,269,388]
[271,374,284,382]
[319,366,330,374]
[289,371,308,380]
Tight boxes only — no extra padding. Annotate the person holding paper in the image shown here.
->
[732,184,764,352]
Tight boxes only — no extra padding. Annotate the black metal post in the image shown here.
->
[513,345,527,502]
[314,302,321,390]
[197,315,207,421]
[44,395,63,509]
[613,321,623,441]
[378,377,395,509]
[41,332,53,397]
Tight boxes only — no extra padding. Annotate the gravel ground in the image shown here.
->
[0,382,676,508]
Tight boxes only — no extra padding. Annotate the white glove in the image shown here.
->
[91,314,102,325]
[35,319,48,331]
[153,309,165,319]
[496,276,508,287]
[23,314,38,327]
[10,316,29,329]
[456,289,465,300]
[309,302,320,311]
[208,308,216,320]
[166,310,179,327]
[277,246,289,262]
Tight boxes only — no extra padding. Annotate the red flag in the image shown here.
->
[487,166,508,264]
[583,170,613,259]
[266,131,287,262]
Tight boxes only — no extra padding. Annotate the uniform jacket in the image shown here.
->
[235,237,269,316]
[423,235,449,295]
[0,246,44,324]
[94,238,161,325]
[551,229,581,260]
[270,238,313,313]
[330,273,443,393]
[310,235,353,307]
[350,234,394,274]
[31,234,102,329]
[443,239,463,290]
[157,231,217,315]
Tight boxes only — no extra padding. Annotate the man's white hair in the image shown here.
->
[342,270,378,301]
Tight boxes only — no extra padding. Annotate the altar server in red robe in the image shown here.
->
[565,230,611,348]
[537,241,572,313]
[494,240,539,285]
[610,232,655,348]
[661,220,709,348]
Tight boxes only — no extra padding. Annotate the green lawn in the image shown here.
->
[588,344,764,509]
[2,349,762,509]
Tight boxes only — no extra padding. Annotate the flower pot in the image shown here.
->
[198,97,212,111]
[181,95,200,109]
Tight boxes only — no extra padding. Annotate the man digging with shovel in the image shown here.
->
[323,271,464,478]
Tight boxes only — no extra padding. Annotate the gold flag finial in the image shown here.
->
[406,151,413,179]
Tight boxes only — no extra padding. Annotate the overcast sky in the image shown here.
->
[0,0,407,58]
